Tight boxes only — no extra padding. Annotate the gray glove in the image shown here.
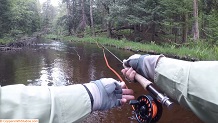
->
[84,78,122,111]
[123,54,163,81]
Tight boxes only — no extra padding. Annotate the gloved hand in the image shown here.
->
[123,54,164,81]
[84,78,134,111]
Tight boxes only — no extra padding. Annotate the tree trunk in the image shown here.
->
[72,1,76,33]
[182,13,188,43]
[106,20,112,38]
[151,13,156,42]
[66,1,72,35]
[77,0,87,32]
[151,22,156,41]
[82,0,87,31]
[201,11,207,39]
[102,3,111,38]
[90,0,95,36]
[193,0,199,41]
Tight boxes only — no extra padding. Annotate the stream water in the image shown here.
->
[0,40,202,123]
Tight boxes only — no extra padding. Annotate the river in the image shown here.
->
[0,40,203,123]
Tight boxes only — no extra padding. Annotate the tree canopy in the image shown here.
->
[0,0,218,45]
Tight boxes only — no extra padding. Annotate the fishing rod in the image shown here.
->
[98,43,173,123]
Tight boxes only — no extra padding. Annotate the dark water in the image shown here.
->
[0,40,203,123]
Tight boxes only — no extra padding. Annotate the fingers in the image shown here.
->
[122,88,134,95]
[120,81,127,89]
[121,68,128,75]
[122,89,135,100]
[121,68,136,82]
[120,94,135,105]
[128,68,136,81]
[120,88,135,105]
[118,80,136,105]
[122,95,135,100]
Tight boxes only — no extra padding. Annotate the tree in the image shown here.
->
[77,0,87,32]
[61,0,89,35]
[94,0,117,37]
[51,0,218,45]
[41,0,57,31]
[9,0,41,37]
[62,0,75,35]
[119,0,165,41]
[90,0,95,36]
[0,0,11,37]
[161,0,192,43]
[193,0,199,40]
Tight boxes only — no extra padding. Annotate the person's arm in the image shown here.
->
[155,57,218,123]
[0,78,134,123]
[0,84,91,123]
[122,55,218,123]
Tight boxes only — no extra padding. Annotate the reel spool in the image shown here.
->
[130,95,162,123]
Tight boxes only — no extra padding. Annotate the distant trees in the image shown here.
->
[58,0,89,35]
[0,0,40,38]
[54,0,208,43]
[11,0,41,35]
[1,0,218,45]
[41,0,57,32]
[0,0,11,37]
[0,0,41,38]
[52,0,218,44]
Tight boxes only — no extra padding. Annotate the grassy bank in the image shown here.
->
[45,34,218,61]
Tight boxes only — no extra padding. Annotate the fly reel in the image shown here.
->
[130,95,162,123]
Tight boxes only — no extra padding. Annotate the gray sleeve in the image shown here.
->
[0,84,91,123]
[154,57,218,123]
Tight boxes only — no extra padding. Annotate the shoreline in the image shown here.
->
[0,37,38,52]
[54,35,201,61]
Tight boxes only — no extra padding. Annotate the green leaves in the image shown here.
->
[0,0,11,37]
[0,0,40,38]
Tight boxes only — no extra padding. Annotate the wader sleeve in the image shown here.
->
[154,57,218,123]
[0,84,91,123]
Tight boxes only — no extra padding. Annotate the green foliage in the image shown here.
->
[51,0,218,44]
[0,0,41,38]
[0,0,11,37]
[127,0,165,25]
[0,36,13,44]
[52,4,68,35]
[41,0,57,29]
[10,0,41,35]
[202,13,218,44]
[44,34,63,40]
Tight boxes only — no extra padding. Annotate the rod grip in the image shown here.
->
[134,73,173,108]
[134,73,152,89]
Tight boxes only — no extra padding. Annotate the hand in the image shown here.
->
[123,54,163,81]
[121,67,137,82]
[84,78,135,111]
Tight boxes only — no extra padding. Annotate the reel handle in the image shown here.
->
[135,73,173,108]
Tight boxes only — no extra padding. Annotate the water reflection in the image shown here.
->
[0,40,203,123]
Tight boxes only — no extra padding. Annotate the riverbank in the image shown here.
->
[45,34,218,61]
[0,30,48,51]
[0,37,38,51]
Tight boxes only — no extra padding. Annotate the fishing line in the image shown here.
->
[96,42,125,83]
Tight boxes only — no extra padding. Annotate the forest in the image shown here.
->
[1,0,218,58]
